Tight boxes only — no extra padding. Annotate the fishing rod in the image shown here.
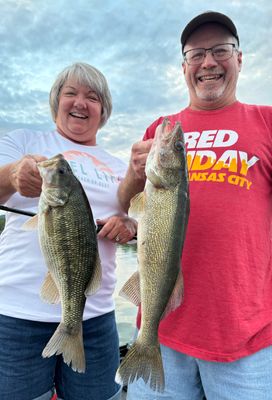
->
[0,203,133,360]
[0,205,36,217]
[0,205,137,240]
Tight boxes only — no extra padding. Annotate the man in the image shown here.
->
[118,11,272,400]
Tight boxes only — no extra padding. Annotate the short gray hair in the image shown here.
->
[49,62,112,128]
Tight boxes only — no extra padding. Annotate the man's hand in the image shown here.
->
[129,139,153,180]
[118,139,153,213]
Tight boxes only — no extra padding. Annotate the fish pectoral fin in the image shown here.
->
[148,169,165,188]
[119,271,141,306]
[85,252,102,296]
[40,272,60,304]
[128,192,146,220]
[161,268,184,319]
[21,214,39,230]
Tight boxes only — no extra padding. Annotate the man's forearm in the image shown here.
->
[0,163,17,204]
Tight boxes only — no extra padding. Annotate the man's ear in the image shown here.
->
[182,61,186,74]
[237,50,243,72]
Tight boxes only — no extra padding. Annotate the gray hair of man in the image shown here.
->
[49,62,112,128]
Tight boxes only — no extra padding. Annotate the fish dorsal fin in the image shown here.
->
[119,271,141,306]
[21,214,39,231]
[128,192,146,220]
[85,252,102,296]
[161,268,184,319]
[40,272,60,304]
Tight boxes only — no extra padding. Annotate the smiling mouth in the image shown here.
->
[198,74,223,82]
[69,112,88,119]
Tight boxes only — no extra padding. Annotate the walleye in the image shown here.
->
[116,118,189,392]
[24,154,101,373]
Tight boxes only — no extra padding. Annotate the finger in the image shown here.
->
[27,157,43,176]
[135,153,149,166]
[17,178,42,197]
[107,227,121,241]
[143,138,154,151]
[100,225,126,242]
[132,139,153,155]
[30,155,48,163]
[112,223,136,243]
[97,219,119,239]
[13,157,43,197]
[97,216,136,243]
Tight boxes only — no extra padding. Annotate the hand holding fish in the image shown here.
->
[9,154,47,197]
[96,216,137,244]
[129,139,153,180]
[118,139,153,213]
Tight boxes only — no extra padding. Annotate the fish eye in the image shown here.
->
[174,140,183,151]
[58,167,66,175]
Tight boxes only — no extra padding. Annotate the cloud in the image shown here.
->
[0,0,271,161]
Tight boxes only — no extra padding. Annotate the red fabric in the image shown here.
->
[137,101,272,362]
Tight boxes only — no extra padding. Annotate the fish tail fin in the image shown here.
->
[115,339,164,392]
[42,323,85,373]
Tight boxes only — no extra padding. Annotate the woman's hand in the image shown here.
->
[0,154,48,203]
[96,215,137,244]
[9,155,48,198]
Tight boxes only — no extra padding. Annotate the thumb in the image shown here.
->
[30,155,48,163]
[96,218,108,226]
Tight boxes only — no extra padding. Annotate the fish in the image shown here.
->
[115,118,190,392]
[23,154,101,373]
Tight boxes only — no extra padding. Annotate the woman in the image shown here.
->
[0,62,136,400]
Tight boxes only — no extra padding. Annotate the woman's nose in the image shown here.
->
[74,95,87,108]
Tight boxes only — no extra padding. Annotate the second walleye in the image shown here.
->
[116,118,190,392]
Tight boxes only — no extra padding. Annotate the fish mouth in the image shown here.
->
[146,119,185,188]
[38,168,57,185]
[197,73,224,83]
[37,154,66,183]
[37,154,64,168]
[69,112,88,119]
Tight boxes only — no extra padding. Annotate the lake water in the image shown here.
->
[114,243,138,345]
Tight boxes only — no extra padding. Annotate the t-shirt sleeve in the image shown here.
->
[0,130,27,166]
[143,116,165,140]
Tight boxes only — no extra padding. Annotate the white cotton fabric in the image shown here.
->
[0,129,127,322]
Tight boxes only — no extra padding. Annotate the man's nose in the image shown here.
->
[201,50,218,68]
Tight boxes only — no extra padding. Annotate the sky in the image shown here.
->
[0,0,271,162]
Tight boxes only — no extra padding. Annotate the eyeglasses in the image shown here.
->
[183,43,237,66]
